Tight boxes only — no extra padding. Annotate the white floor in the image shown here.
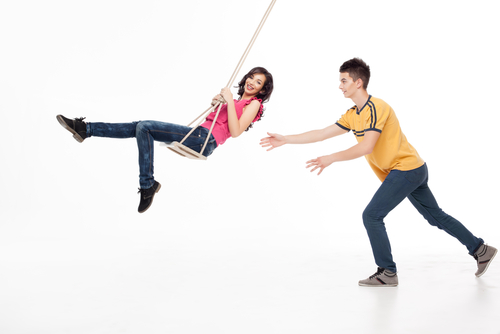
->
[1,200,499,334]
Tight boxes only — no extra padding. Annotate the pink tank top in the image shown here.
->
[200,97,263,146]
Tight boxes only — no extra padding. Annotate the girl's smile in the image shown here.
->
[244,73,266,97]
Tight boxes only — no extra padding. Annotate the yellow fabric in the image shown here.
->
[336,96,424,181]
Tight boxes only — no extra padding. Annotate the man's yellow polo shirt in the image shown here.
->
[336,96,424,182]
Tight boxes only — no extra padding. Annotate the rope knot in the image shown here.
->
[211,96,227,106]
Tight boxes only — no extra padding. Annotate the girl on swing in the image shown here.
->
[57,67,274,213]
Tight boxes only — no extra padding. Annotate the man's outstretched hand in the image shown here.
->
[306,154,335,175]
[260,132,286,151]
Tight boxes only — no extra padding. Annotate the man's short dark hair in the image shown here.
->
[339,58,370,90]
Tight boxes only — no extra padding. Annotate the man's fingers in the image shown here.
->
[310,166,320,173]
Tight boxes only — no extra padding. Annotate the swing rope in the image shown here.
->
[225,0,277,89]
[166,0,277,160]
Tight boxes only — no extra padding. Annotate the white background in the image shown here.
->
[1,1,499,333]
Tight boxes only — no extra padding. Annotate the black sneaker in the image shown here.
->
[138,181,161,213]
[56,115,88,143]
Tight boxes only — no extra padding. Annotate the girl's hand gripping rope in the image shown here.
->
[220,87,233,103]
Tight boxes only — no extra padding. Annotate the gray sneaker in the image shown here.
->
[474,244,497,277]
[359,267,398,287]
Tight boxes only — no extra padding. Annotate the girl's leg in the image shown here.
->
[87,120,215,189]
[58,117,216,213]
[407,166,483,255]
[87,122,139,139]
[134,121,216,189]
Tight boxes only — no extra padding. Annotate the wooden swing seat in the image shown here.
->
[167,142,207,160]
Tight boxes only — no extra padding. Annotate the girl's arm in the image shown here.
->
[260,124,348,151]
[221,88,260,138]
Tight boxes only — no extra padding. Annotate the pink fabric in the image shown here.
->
[200,97,263,146]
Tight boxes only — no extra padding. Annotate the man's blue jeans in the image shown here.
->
[87,121,216,189]
[363,163,483,273]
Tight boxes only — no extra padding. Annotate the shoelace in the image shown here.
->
[473,244,487,261]
[137,187,154,199]
[137,188,148,200]
[369,267,385,279]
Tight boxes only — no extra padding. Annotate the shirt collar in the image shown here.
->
[356,95,372,115]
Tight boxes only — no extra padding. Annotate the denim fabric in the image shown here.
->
[87,121,216,189]
[363,163,483,272]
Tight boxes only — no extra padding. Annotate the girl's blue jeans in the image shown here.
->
[363,163,483,273]
[87,121,216,189]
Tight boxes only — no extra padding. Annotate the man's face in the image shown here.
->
[339,72,359,99]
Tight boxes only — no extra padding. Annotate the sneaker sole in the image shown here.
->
[476,247,497,277]
[56,115,84,143]
[138,183,161,214]
[358,282,398,287]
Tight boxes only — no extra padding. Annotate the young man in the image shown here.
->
[260,58,497,287]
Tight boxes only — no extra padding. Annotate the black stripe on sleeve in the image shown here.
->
[353,129,365,137]
[369,104,374,129]
[335,122,350,132]
[368,100,379,131]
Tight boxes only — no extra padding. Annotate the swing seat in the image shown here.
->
[166,142,207,160]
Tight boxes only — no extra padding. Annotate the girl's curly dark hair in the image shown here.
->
[236,67,274,131]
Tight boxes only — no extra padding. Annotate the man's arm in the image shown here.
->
[284,123,348,144]
[306,131,381,175]
[260,124,348,151]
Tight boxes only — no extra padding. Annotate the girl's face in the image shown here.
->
[244,73,266,97]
